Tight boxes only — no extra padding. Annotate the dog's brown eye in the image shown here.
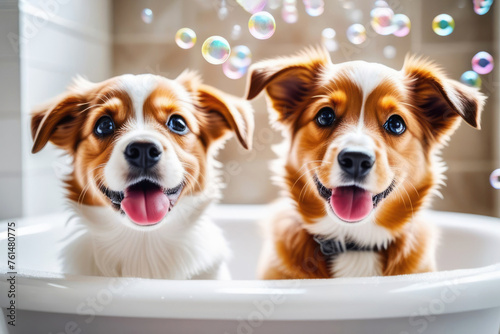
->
[94,116,115,137]
[315,107,336,127]
[167,115,189,135]
[384,115,406,135]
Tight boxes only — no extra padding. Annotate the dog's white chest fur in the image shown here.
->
[330,251,383,277]
[62,195,229,280]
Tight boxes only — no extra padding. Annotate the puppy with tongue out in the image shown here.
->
[31,71,254,279]
[245,47,485,279]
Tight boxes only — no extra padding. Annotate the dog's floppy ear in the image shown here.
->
[31,77,93,154]
[245,47,330,124]
[403,56,486,143]
[176,69,254,150]
[197,84,254,150]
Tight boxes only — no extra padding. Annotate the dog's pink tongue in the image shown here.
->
[121,184,169,225]
[330,186,373,222]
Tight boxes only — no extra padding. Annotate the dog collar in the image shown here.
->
[313,235,383,257]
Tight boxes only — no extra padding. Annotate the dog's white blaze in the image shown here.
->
[331,251,383,277]
[348,61,400,129]
[120,74,158,129]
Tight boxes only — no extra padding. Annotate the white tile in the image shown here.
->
[0,118,22,174]
[0,174,22,219]
[0,61,21,115]
[23,169,66,217]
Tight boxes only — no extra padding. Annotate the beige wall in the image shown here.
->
[108,0,496,216]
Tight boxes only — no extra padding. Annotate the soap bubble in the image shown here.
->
[175,28,196,49]
[222,61,248,79]
[231,45,252,68]
[472,51,494,75]
[304,0,324,16]
[222,45,252,80]
[346,24,367,45]
[383,45,396,59]
[374,0,389,8]
[231,24,242,40]
[392,13,411,37]
[490,169,500,189]
[141,8,153,24]
[237,0,268,13]
[249,11,276,39]
[282,5,298,23]
[321,28,338,52]
[473,0,494,15]
[460,70,482,88]
[432,14,455,36]
[201,36,231,65]
[267,0,282,9]
[370,7,396,35]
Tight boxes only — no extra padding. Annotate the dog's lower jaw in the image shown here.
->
[62,190,229,280]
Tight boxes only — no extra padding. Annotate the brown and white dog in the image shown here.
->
[31,71,253,279]
[246,47,486,279]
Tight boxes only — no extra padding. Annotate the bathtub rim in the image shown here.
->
[1,207,500,321]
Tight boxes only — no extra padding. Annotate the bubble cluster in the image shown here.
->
[472,51,494,75]
[303,0,324,17]
[460,70,482,88]
[346,24,367,45]
[383,45,396,59]
[175,28,197,49]
[249,11,276,39]
[490,169,500,189]
[321,28,338,52]
[392,14,411,37]
[282,0,298,24]
[141,8,153,24]
[370,7,396,35]
[473,0,494,15]
[201,36,231,65]
[432,14,455,36]
[237,0,268,14]
[223,45,252,79]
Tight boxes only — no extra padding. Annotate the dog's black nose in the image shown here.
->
[124,142,162,169]
[338,149,375,179]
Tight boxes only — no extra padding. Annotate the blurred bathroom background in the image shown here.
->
[0,0,498,219]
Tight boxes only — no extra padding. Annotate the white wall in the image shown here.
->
[0,0,112,219]
[0,0,23,219]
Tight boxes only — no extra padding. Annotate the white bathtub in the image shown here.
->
[1,205,500,334]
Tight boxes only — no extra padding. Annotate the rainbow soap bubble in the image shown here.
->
[346,24,367,45]
[230,45,252,68]
[392,14,411,37]
[201,36,231,65]
[460,70,482,88]
[490,169,500,189]
[249,11,276,40]
[432,14,455,36]
[472,51,494,75]
[175,28,196,49]
[237,0,268,14]
[141,8,153,24]
[370,7,396,35]
[473,0,494,15]
[321,28,338,52]
[222,45,252,79]
[304,0,324,17]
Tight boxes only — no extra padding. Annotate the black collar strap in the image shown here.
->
[313,235,384,257]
